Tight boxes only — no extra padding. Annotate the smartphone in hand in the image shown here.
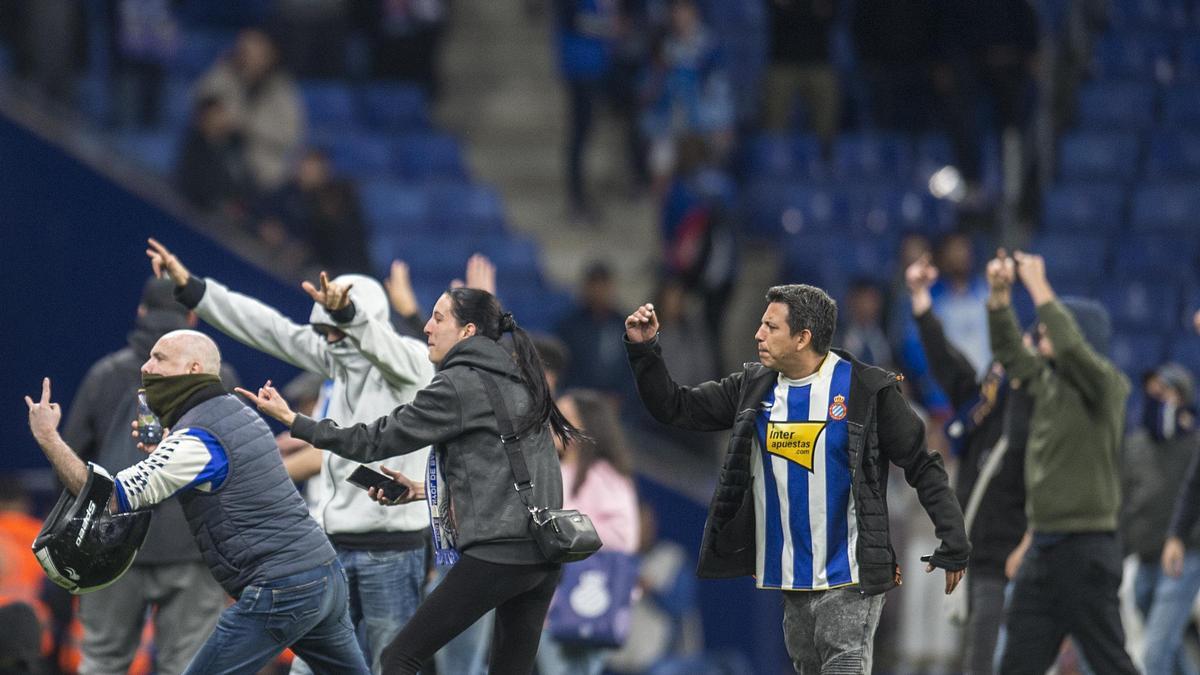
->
[346,465,409,502]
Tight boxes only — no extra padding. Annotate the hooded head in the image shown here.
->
[1034,296,1112,359]
[1143,362,1197,441]
[308,275,390,348]
[129,277,194,358]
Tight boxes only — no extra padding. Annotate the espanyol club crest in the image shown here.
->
[828,394,847,421]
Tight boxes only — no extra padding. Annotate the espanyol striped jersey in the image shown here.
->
[113,428,229,513]
[753,352,856,591]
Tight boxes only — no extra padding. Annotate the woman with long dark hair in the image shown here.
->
[240,287,577,675]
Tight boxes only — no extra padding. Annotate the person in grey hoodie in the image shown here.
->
[146,238,433,675]
[241,287,576,675]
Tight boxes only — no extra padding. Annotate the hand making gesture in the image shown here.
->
[235,380,297,427]
[905,254,939,317]
[302,271,354,312]
[624,303,659,343]
[25,377,62,444]
[146,238,192,286]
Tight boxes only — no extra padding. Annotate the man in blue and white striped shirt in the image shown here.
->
[625,284,969,674]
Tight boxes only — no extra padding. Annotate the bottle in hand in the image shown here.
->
[137,389,163,446]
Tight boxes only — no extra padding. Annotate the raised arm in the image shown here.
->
[239,375,463,464]
[624,303,741,431]
[147,238,330,375]
[27,378,89,495]
[985,250,1043,384]
[908,255,979,408]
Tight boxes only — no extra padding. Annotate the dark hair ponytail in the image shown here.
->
[447,288,579,445]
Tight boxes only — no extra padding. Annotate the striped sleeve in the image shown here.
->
[114,427,229,513]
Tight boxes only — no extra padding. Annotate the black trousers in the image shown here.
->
[998,532,1137,675]
[380,554,561,675]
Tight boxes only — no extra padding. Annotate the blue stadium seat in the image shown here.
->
[359,83,429,131]
[1040,183,1127,233]
[1058,131,1141,181]
[114,131,178,175]
[1109,0,1191,30]
[1169,333,1200,375]
[393,134,468,181]
[1076,81,1155,129]
[360,179,432,235]
[1130,183,1200,231]
[1180,36,1200,82]
[176,0,274,27]
[163,77,195,132]
[742,133,824,180]
[1092,33,1174,81]
[1029,233,1109,287]
[1113,233,1199,281]
[322,133,394,179]
[843,186,956,237]
[1163,85,1200,128]
[300,81,359,132]
[1099,278,1181,330]
[1110,331,1167,377]
[832,134,914,181]
[743,181,842,237]
[427,183,508,234]
[1145,130,1200,176]
[171,29,237,76]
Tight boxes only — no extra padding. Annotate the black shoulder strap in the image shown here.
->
[473,368,537,511]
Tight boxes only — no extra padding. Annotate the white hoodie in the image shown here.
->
[195,275,434,535]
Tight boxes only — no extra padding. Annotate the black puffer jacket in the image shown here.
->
[626,338,969,595]
[292,335,563,564]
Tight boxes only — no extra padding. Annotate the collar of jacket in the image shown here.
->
[164,382,228,429]
[741,348,901,405]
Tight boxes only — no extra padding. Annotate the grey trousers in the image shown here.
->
[964,572,1007,675]
[79,562,225,675]
[782,588,886,674]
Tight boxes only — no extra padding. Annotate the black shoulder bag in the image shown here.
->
[475,370,602,563]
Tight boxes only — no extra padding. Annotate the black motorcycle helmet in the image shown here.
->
[32,464,152,594]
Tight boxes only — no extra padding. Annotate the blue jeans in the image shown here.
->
[183,560,369,675]
[1135,554,1200,675]
[535,632,610,675]
[293,547,425,674]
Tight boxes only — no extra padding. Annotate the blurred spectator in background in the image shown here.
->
[534,333,572,394]
[652,276,717,387]
[890,234,953,417]
[276,371,329,490]
[840,279,895,371]
[0,476,51,675]
[659,135,737,372]
[908,254,1030,675]
[606,504,704,674]
[762,0,840,144]
[1,0,88,105]
[931,232,991,377]
[276,0,350,78]
[1124,364,1200,675]
[355,0,448,94]
[556,261,635,403]
[259,148,371,275]
[931,0,1038,209]
[175,95,252,214]
[107,0,178,128]
[640,0,733,193]
[852,0,937,131]
[196,29,305,192]
[606,0,657,196]
[554,0,618,223]
[538,389,640,675]
[60,277,237,675]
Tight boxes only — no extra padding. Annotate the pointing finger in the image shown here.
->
[233,387,258,404]
[301,280,321,301]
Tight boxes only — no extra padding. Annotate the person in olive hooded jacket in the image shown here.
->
[240,287,577,675]
[986,250,1134,675]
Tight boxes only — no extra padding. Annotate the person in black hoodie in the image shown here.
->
[907,254,1030,675]
[240,287,577,675]
[60,278,239,675]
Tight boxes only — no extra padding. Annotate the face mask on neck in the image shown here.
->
[141,373,222,422]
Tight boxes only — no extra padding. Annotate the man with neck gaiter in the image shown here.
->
[986,250,1135,674]
[26,330,369,675]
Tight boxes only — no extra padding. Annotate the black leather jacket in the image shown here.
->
[626,337,969,595]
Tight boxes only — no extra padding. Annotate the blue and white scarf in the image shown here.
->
[427,448,459,566]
